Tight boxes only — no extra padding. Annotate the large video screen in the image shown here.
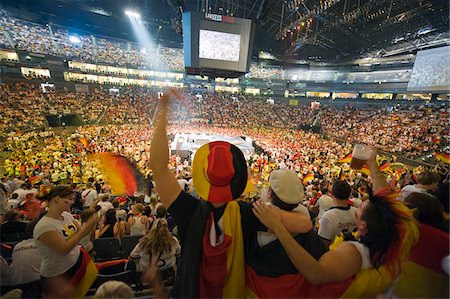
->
[407,46,450,92]
[199,30,241,62]
[183,12,255,76]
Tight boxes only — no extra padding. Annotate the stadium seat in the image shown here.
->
[121,235,142,258]
[1,233,29,243]
[93,238,122,262]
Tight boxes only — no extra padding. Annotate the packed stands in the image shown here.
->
[0,16,184,72]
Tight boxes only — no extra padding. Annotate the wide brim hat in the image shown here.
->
[192,141,247,203]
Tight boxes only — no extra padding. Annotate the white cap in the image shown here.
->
[269,169,304,205]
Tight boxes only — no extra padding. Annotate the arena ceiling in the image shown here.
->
[2,0,449,63]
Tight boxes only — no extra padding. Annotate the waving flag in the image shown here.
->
[303,173,314,185]
[435,153,450,164]
[79,137,88,148]
[379,161,391,172]
[338,154,352,163]
[359,165,371,176]
[90,153,145,196]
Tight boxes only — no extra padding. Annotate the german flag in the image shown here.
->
[200,201,245,298]
[79,137,88,148]
[379,161,391,172]
[246,259,396,298]
[29,175,41,185]
[247,188,419,298]
[303,173,314,185]
[338,154,352,163]
[70,248,98,298]
[435,153,450,164]
[393,224,449,298]
[90,153,145,196]
[359,165,371,176]
[432,136,441,144]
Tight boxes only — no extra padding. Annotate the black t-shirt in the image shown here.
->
[168,191,265,249]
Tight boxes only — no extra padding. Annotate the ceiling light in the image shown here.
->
[69,36,80,43]
[125,10,140,18]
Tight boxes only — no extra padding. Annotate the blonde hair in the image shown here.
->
[94,281,134,299]
[139,218,177,257]
[133,203,144,214]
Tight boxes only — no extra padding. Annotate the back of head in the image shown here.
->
[143,206,151,217]
[134,203,144,214]
[418,171,440,186]
[94,280,134,299]
[150,195,158,205]
[46,185,74,202]
[112,199,119,209]
[116,209,127,221]
[269,169,304,211]
[331,180,351,201]
[404,192,446,231]
[100,194,110,202]
[156,205,167,218]
[360,193,419,274]
[105,209,117,225]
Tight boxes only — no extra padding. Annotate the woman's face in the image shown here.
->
[56,194,75,211]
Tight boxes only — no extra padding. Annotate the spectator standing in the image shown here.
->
[318,180,357,246]
[33,185,99,298]
[81,182,98,209]
[397,171,440,201]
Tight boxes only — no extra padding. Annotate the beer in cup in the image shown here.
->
[350,144,372,169]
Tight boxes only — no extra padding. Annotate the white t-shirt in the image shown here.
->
[129,215,147,236]
[149,203,163,216]
[316,194,334,219]
[318,206,357,241]
[397,185,428,201]
[10,238,42,284]
[350,197,363,208]
[97,201,114,214]
[130,236,181,272]
[33,211,80,277]
[177,179,189,192]
[348,241,372,270]
[81,188,98,207]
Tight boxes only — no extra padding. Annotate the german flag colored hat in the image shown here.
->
[192,141,248,203]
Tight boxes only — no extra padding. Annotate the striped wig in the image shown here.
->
[360,190,419,276]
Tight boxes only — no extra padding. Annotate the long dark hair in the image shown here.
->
[359,191,419,274]
[104,209,117,226]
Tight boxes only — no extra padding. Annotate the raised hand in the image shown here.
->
[252,201,284,232]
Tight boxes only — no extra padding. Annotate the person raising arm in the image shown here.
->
[252,146,418,285]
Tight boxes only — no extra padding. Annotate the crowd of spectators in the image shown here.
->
[2,83,448,162]
[247,63,283,79]
[320,105,449,160]
[46,89,112,124]
[0,16,184,72]
[1,85,448,298]
[0,83,48,133]
[1,16,288,78]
